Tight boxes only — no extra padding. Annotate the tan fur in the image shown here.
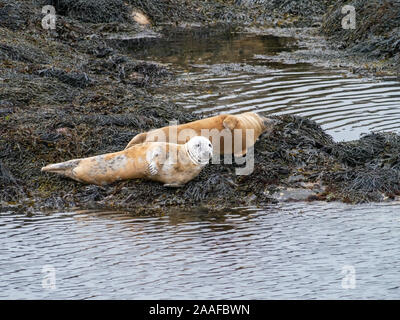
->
[42,142,206,186]
[131,10,150,25]
[126,112,273,156]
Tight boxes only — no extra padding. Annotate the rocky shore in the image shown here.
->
[1,0,400,214]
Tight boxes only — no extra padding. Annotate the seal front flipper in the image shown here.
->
[147,161,159,176]
[145,145,162,176]
[222,115,239,130]
[125,132,147,150]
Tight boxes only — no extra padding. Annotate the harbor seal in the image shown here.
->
[41,136,213,187]
[125,112,274,156]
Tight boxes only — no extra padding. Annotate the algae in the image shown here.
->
[1,0,400,214]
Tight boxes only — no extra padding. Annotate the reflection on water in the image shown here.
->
[128,29,400,142]
[1,202,400,299]
[122,27,298,66]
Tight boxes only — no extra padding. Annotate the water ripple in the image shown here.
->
[1,202,400,299]
[138,32,400,142]
[173,66,400,142]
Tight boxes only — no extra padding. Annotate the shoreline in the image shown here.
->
[1,0,400,214]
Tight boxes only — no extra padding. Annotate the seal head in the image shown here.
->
[185,136,213,165]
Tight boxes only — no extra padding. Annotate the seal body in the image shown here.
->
[41,136,213,187]
[125,112,274,156]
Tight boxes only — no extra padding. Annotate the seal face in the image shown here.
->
[185,136,214,165]
[41,136,213,187]
[125,112,274,156]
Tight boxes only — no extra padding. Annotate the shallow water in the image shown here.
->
[2,29,400,299]
[131,29,400,142]
[1,202,400,299]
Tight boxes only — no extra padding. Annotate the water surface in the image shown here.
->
[1,202,400,299]
[1,29,400,300]
[131,29,400,142]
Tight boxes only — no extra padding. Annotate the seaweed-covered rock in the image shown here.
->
[0,0,40,30]
[324,132,400,203]
[239,0,329,16]
[322,0,400,63]
[34,68,93,88]
[46,0,131,23]
[323,167,400,203]
[0,161,25,202]
[332,132,400,169]
[2,0,400,212]
[0,43,49,64]
[86,56,171,86]
[235,0,330,26]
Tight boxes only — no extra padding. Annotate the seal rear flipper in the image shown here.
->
[41,159,82,180]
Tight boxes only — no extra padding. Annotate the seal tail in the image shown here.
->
[41,159,82,180]
[41,149,146,185]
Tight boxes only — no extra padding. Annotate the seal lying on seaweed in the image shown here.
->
[125,112,275,156]
[42,136,213,187]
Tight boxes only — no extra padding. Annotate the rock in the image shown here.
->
[272,188,318,202]
[287,174,305,183]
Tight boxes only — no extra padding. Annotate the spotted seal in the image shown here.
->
[41,136,213,187]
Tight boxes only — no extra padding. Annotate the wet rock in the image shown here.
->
[191,63,276,75]
[287,174,305,183]
[272,187,318,202]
